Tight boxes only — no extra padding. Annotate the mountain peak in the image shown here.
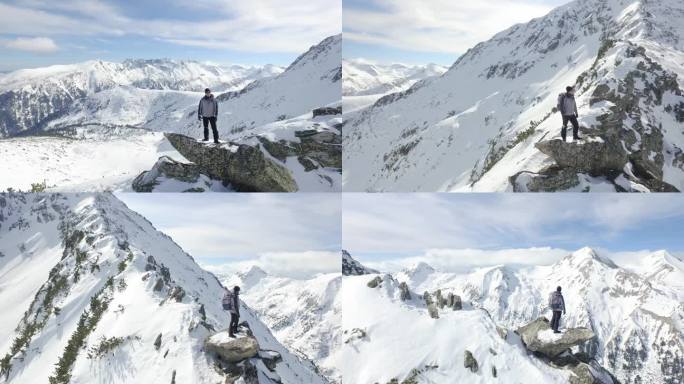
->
[239,265,268,282]
[342,250,379,276]
[560,247,618,268]
[405,261,436,276]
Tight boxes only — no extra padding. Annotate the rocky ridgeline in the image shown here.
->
[342,250,378,276]
[365,275,462,319]
[516,317,618,384]
[133,133,297,192]
[205,325,285,384]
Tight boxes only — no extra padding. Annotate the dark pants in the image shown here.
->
[561,115,579,141]
[202,117,219,142]
[230,312,239,335]
[551,310,562,331]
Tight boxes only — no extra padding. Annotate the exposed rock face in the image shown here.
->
[205,333,259,363]
[398,282,411,301]
[258,129,342,172]
[446,293,462,310]
[516,317,595,358]
[464,350,479,373]
[569,361,618,384]
[132,156,203,192]
[535,139,629,175]
[342,250,378,276]
[165,133,297,192]
[312,106,342,117]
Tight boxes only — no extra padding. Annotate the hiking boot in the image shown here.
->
[202,138,209,142]
[228,333,236,338]
[553,330,561,334]
[574,136,582,141]
[214,140,220,144]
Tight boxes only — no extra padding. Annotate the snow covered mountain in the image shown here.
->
[341,248,684,383]
[343,0,684,192]
[343,59,447,96]
[0,59,283,137]
[0,35,342,192]
[0,193,328,383]
[215,266,342,383]
[342,250,378,276]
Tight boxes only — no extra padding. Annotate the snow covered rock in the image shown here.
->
[131,156,203,192]
[342,250,378,276]
[205,333,259,363]
[164,133,297,192]
[398,282,411,301]
[463,350,479,373]
[516,317,595,358]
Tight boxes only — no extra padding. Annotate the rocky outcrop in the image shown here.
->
[515,317,595,358]
[398,282,411,301]
[535,139,629,175]
[205,333,259,363]
[312,106,342,117]
[132,156,203,192]
[446,293,462,310]
[464,350,478,373]
[165,133,297,192]
[258,129,342,172]
[367,276,383,288]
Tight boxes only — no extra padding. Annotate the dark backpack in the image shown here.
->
[222,291,235,311]
[549,292,563,310]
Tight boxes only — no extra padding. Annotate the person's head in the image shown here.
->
[566,86,574,95]
[556,286,562,292]
[204,88,211,97]
[233,286,240,294]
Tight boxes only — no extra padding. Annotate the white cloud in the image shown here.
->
[201,250,339,279]
[0,0,340,54]
[2,37,59,53]
[344,0,556,54]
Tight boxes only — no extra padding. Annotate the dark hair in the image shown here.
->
[566,86,573,92]
[233,286,240,292]
[556,286,562,292]
[205,88,211,93]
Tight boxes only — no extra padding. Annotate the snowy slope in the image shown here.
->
[352,247,684,383]
[0,193,327,384]
[0,60,283,137]
[216,266,342,383]
[341,273,570,383]
[343,0,684,192]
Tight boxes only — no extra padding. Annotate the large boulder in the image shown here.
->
[464,350,479,373]
[569,361,618,384]
[132,156,203,192]
[165,133,297,192]
[205,332,259,363]
[515,317,595,358]
[398,282,411,301]
[258,129,342,171]
[535,139,628,175]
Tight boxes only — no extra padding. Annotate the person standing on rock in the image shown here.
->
[557,86,581,142]
[548,286,566,334]
[198,88,220,144]
[222,286,240,338]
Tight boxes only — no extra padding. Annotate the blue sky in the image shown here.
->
[343,0,571,65]
[343,194,684,271]
[0,0,341,71]
[116,193,341,278]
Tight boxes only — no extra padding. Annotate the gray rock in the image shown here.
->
[169,286,185,302]
[132,156,203,192]
[535,139,629,175]
[569,361,617,384]
[515,317,595,358]
[447,293,462,310]
[464,350,479,373]
[367,276,382,288]
[398,282,411,301]
[427,303,439,319]
[312,106,342,117]
[205,333,259,363]
[165,133,297,192]
[154,333,162,350]
[491,365,497,377]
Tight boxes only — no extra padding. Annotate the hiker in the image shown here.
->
[557,86,581,142]
[548,286,566,333]
[222,286,240,337]
[198,88,219,144]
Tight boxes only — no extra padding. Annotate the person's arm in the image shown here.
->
[198,100,202,120]
[574,101,578,117]
[214,99,219,118]
[234,295,240,315]
[562,296,566,313]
